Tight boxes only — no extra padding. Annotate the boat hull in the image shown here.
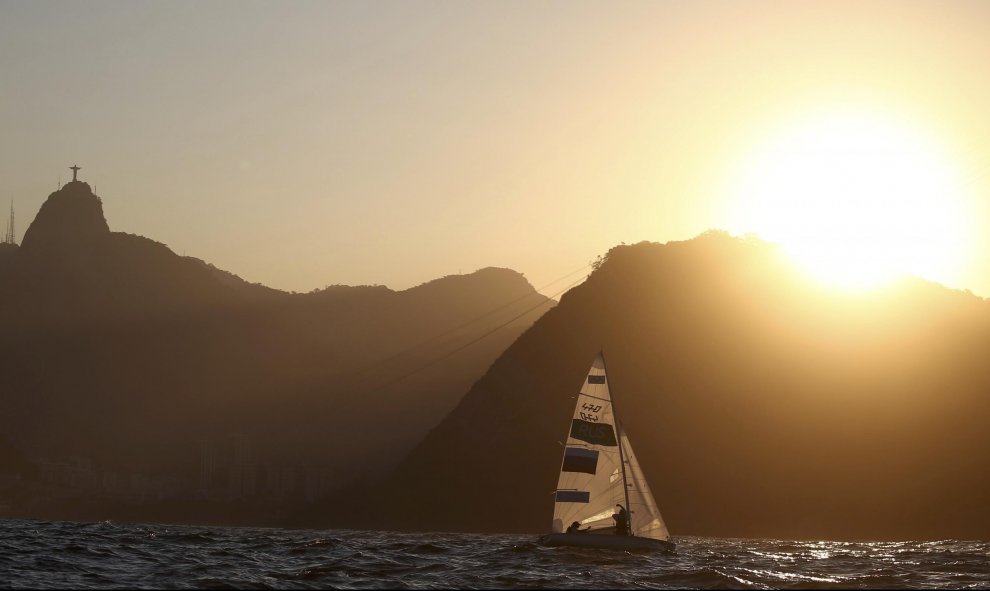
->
[538,532,675,552]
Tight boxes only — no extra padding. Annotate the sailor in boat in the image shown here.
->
[566,521,589,534]
[613,504,630,536]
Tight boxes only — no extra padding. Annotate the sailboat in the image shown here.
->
[538,351,675,552]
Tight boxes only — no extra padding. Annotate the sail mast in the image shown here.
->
[600,350,632,534]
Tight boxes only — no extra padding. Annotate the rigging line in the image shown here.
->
[332,273,588,412]
[337,262,593,384]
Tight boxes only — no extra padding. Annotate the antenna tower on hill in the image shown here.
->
[2,201,14,245]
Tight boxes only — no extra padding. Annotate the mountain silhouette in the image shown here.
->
[303,232,990,540]
[0,180,552,523]
[7,181,279,330]
[20,180,110,252]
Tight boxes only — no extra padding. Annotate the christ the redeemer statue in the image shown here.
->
[70,164,80,182]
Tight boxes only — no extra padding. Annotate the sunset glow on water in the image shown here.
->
[3,520,988,589]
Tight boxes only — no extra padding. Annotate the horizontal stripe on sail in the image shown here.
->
[555,490,590,503]
[587,374,606,384]
[561,447,599,474]
[570,419,617,447]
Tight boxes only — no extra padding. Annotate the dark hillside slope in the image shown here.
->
[0,181,551,526]
[326,233,990,540]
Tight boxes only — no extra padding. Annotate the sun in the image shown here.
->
[722,107,974,291]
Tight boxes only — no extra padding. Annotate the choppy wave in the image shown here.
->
[1,519,987,589]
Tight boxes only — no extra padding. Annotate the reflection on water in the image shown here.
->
[1,519,987,589]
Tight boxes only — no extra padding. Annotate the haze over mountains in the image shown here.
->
[307,232,990,541]
[0,179,552,523]
[3,180,988,540]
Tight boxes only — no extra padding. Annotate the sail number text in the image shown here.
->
[580,403,603,422]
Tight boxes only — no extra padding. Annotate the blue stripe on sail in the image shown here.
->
[587,374,606,384]
[562,447,599,474]
[555,490,590,503]
[570,419,618,446]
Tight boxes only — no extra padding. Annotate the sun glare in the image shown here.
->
[723,108,973,291]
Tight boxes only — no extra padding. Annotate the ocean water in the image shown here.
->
[1,519,987,589]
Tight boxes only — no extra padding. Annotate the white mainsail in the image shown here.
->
[551,352,670,541]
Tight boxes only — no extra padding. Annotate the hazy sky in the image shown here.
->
[3,0,989,296]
